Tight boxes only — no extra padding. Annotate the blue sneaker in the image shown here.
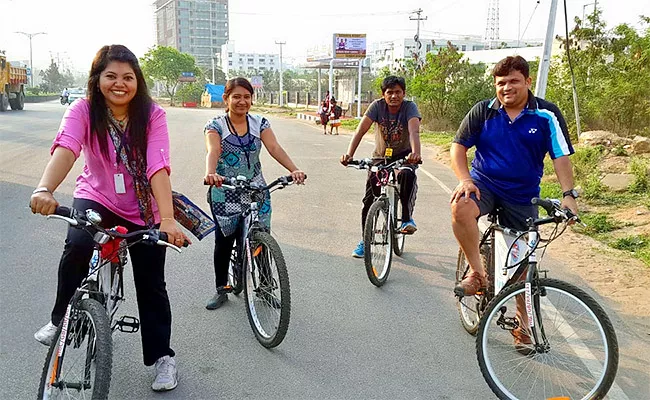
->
[400,219,417,234]
[352,241,364,258]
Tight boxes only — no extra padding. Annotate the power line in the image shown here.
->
[230,10,412,17]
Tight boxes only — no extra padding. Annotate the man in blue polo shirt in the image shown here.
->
[450,55,579,295]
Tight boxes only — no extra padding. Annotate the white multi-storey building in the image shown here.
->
[219,42,279,77]
[368,36,488,73]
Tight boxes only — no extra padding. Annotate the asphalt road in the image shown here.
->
[1,102,648,399]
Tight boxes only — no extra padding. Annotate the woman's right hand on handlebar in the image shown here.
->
[204,173,225,187]
[30,191,59,216]
[340,154,353,166]
[450,179,481,204]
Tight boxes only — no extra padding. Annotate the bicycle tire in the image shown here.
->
[37,298,113,400]
[455,248,487,335]
[476,278,619,400]
[228,244,243,296]
[364,199,393,287]
[244,231,291,348]
[392,191,406,257]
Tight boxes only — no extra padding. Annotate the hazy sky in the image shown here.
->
[1,0,647,72]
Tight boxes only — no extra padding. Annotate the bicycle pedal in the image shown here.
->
[114,315,140,333]
[221,285,234,294]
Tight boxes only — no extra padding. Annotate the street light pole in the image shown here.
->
[275,41,285,107]
[15,31,47,87]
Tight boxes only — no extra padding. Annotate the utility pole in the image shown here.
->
[15,31,47,87]
[275,41,285,107]
[409,8,427,63]
[534,0,559,99]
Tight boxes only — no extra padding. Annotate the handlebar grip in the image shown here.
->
[531,197,557,216]
[54,206,74,217]
[159,232,190,248]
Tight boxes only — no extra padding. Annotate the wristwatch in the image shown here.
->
[562,188,579,199]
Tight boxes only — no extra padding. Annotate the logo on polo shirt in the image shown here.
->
[529,128,538,134]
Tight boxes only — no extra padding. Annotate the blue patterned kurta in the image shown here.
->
[204,114,272,237]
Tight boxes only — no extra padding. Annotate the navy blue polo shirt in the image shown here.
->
[454,91,574,205]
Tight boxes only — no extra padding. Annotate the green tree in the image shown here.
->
[407,43,493,130]
[547,10,650,136]
[176,82,205,103]
[39,59,73,93]
[140,46,201,106]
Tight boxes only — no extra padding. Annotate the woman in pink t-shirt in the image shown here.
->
[29,45,188,392]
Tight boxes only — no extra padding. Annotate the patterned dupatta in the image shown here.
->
[107,110,155,228]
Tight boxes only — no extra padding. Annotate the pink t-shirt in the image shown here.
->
[51,99,171,225]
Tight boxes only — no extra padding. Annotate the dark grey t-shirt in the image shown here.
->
[365,99,421,158]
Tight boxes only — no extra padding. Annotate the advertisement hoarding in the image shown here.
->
[332,34,366,59]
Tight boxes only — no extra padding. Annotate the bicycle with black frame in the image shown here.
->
[455,198,619,400]
[346,157,419,287]
[36,206,186,399]
[206,174,302,348]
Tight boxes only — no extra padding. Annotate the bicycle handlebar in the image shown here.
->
[204,174,306,192]
[47,207,187,252]
[531,197,581,225]
[345,157,422,170]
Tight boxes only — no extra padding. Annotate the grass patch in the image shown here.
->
[575,213,623,236]
[609,234,650,266]
[340,119,360,130]
[539,181,562,199]
[420,131,455,146]
[628,157,649,194]
[572,146,604,180]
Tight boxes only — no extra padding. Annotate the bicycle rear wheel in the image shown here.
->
[37,298,112,400]
[244,231,290,348]
[364,199,393,287]
[476,278,619,400]
[392,191,406,256]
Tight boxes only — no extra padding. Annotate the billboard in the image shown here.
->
[332,34,366,59]
[250,76,263,89]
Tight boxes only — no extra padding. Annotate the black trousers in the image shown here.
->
[213,226,238,289]
[361,166,418,231]
[51,198,175,366]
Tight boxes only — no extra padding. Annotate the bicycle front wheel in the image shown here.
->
[228,244,243,295]
[37,298,113,400]
[244,231,290,348]
[364,199,393,287]
[392,191,406,256]
[477,278,619,400]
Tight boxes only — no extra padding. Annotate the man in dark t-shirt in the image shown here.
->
[340,76,422,258]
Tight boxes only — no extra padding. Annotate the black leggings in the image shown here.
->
[51,198,175,366]
[361,167,418,231]
[212,226,240,289]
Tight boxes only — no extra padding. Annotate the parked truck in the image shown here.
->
[0,50,28,111]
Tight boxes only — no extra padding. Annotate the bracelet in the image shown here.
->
[32,187,51,194]
[161,217,174,222]
[461,178,473,183]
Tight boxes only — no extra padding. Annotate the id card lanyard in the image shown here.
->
[225,115,252,169]
[112,122,127,194]
[383,102,403,158]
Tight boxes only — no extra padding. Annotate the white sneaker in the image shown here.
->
[152,355,178,392]
[34,321,58,346]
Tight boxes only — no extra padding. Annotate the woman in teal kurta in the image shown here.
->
[203,77,306,310]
